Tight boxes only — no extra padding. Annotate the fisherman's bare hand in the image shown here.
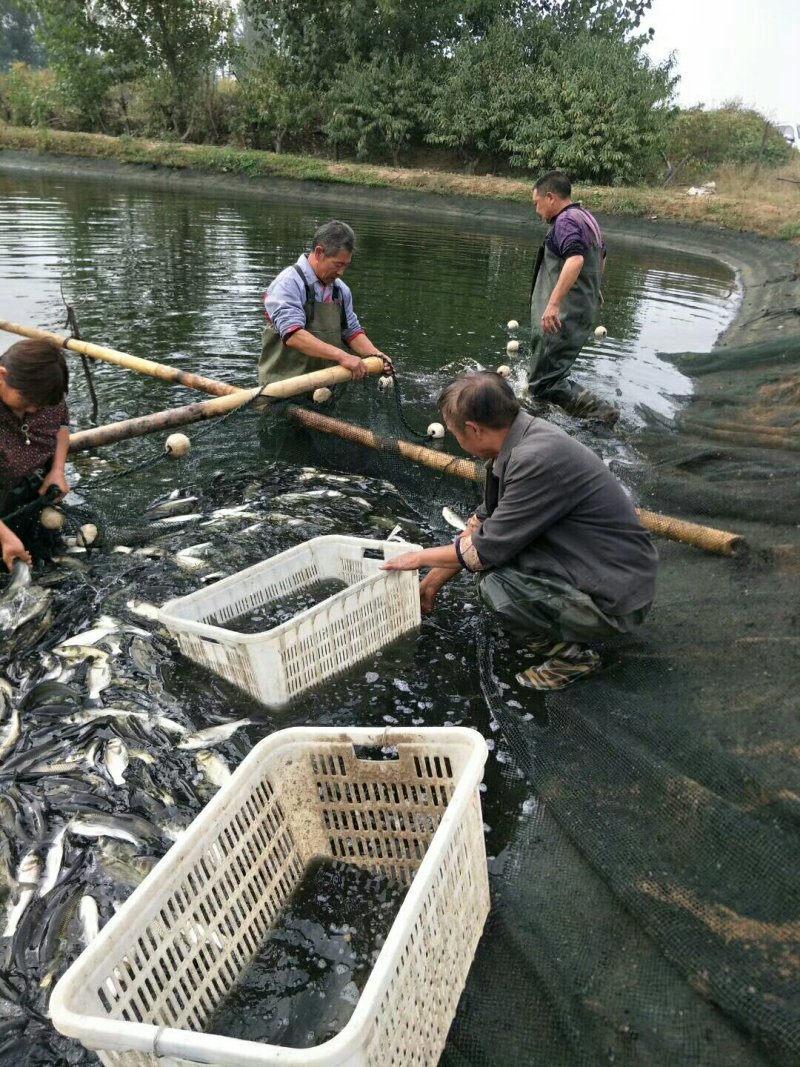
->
[541,302,562,334]
[40,470,69,502]
[381,550,423,572]
[341,354,368,381]
[1,527,32,570]
[419,571,449,615]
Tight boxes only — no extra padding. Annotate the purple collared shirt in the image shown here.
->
[548,205,606,261]
[263,254,364,343]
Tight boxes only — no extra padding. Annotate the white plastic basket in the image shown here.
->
[51,726,490,1067]
[157,536,422,707]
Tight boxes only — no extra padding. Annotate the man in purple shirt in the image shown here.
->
[528,171,619,425]
[258,220,390,387]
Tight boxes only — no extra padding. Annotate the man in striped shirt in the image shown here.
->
[258,220,390,387]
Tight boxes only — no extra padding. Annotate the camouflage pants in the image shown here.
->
[476,565,650,645]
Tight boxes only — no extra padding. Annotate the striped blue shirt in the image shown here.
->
[263,255,364,343]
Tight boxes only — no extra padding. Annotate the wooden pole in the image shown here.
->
[3,319,740,555]
[0,320,384,398]
[287,406,743,556]
[69,389,262,453]
[0,320,239,398]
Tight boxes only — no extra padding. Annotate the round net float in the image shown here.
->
[496,365,512,378]
[165,432,191,458]
[378,374,395,393]
[76,523,99,547]
[427,422,445,440]
[506,319,519,330]
[312,387,332,404]
[506,339,520,353]
[594,325,608,338]
[40,505,66,530]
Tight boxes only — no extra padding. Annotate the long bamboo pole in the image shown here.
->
[1,320,742,555]
[68,389,263,453]
[0,320,239,398]
[0,320,384,397]
[287,407,743,556]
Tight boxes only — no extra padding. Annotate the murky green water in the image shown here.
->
[0,166,737,1064]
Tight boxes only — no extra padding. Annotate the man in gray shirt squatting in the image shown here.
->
[383,372,657,689]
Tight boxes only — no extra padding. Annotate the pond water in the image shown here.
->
[0,167,738,1065]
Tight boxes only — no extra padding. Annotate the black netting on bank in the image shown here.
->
[1,340,798,1067]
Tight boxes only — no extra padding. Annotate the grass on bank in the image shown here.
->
[1,125,799,243]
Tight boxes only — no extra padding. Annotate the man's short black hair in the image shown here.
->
[311,220,356,257]
[534,171,572,199]
[438,372,520,431]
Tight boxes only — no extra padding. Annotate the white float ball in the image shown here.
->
[507,319,519,331]
[506,339,520,354]
[378,374,394,393]
[594,325,608,338]
[496,365,512,378]
[312,387,332,404]
[40,506,65,530]
[77,523,98,547]
[427,422,445,440]
[165,432,191,458]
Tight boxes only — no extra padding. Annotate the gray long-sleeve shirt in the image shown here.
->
[471,411,657,615]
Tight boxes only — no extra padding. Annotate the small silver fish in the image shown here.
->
[442,506,467,531]
[146,494,199,518]
[195,750,231,787]
[38,828,66,897]
[2,849,41,937]
[87,658,112,702]
[79,895,100,945]
[68,815,142,848]
[102,738,129,786]
[178,718,252,751]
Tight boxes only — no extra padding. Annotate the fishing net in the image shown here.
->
[1,336,798,1067]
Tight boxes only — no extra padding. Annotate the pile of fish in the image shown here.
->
[0,464,439,1062]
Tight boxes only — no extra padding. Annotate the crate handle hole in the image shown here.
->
[354,744,400,762]
[361,547,385,561]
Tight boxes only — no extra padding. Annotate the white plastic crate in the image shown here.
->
[51,726,490,1067]
[157,536,422,707]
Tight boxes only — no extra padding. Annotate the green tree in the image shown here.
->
[425,19,532,172]
[323,56,427,165]
[665,102,791,178]
[0,0,45,70]
[36,0,235,135]
[504,31,675,183]
[230,50,316,153]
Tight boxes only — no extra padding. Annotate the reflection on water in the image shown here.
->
[0,170,736,427]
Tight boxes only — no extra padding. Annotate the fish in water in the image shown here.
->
[441,506,467,531]
[102,738,129,786]
[0,563,52,642]
[87,657,112,702]
[273,490,344,504]
[146,492,200,519]
[177,718,252,751]
[195,749,231,788]
[0,695,20,766]
[3,849,41,938]
[79,895,100,946]
[38,828,66,898]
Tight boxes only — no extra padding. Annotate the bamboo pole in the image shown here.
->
[0,320,239,398]
[287,404,482,482]
[3,319,740,555]
[288,407,744,556]
[69,389,262,453]
[0,320,384,398]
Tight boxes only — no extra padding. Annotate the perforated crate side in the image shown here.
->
[73,774,305,1066]
[362,791,489,1066]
